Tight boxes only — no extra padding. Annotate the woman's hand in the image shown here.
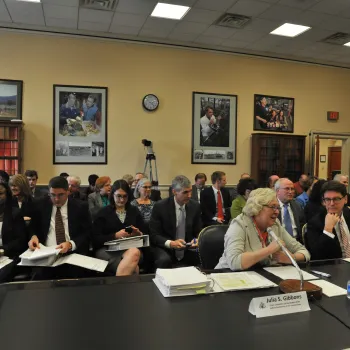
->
[267,240,282,255]
[115,229,127,239]
[130,226,142,236]
[273,251,294,264]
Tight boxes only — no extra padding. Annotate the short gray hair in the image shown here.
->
[133,177,151,199]
[334,174,348,181]
[67,175,81,187]
[274,178,291,191]
[243,188,277,216]
[171,175,191,192]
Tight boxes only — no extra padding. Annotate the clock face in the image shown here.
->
[143,94,159,111]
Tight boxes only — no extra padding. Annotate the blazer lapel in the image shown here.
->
[44,199,53,235]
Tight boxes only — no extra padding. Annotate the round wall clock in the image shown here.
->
[142,94,159,111]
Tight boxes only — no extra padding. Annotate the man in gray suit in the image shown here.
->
[191,173,207,203]
[275,178,305,243]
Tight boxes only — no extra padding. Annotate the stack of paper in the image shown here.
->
[211,271,277,291]
[19,244,61,266]
[263,266,318,280]
[311,280,347,297]
[154,266,211,297]
[104,235,149,252]
[0,256,13,270]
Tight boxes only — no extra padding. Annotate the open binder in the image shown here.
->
[104,235,150,251]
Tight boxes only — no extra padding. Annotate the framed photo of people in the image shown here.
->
[254,94,294,133]
[0,79,23,120]
[192,92,237,165]
[53,85,108,164]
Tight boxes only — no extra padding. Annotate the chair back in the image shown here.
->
[301,223,307,245]
[198,225,228,269]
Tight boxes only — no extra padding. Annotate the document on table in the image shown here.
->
[343,258,350,263]
[311,280,347,297]
[0,256,13,270]
[263,266,318,281]
[53,254,108,272]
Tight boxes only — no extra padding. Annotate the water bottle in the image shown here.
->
[347,280,350,299]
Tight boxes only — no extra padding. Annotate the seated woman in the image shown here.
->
[88,176,111,220]
[216,188,310,271]
[92,180,145,276]
[230,177,257,219]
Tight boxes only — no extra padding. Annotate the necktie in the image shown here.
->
[175,207,186,261]
[55,207,66,245]
[283,204,293,236]
[217,191,224,220]
[339,220,350,258]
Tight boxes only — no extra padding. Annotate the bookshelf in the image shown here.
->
[0,122,23,175]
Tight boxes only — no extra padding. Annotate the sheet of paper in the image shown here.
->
[0,256,13,270]
[53,253,108,272]
[310,279,347,297]
[264,266,318,281]
[342,258,350,263]
[20,244,61,261]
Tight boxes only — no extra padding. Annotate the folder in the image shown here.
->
[104,235,149,251]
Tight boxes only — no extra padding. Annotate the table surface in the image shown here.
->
[1,260,350,350]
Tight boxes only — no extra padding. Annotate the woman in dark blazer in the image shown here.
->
[92,180,146,276]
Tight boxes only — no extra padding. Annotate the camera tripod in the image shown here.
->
[143,153,159,187]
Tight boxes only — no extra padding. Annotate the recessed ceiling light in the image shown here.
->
[344,42,350,47]
[270,23,311,37]
[151,2,190,20]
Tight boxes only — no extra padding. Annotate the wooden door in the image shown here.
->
[327,146,342,180]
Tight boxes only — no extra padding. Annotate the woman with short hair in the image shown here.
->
[88,176,111,220]
[230,178,257,219]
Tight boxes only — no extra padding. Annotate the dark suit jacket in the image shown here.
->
[69,191,87,201]
[2,207,27,258]
[277,199,305,242]
[33,187,48,199]
[149,197,202,247]
[12,196,36,219]
[30,197,91,255]
[200,186,231,226]
[305,206,350,260]
[304,201,327,223]
[92,205,146,249]
[191,185,205,202]
[130,189,161,202]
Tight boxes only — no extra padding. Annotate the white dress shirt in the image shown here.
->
[278,199,298,238]
[200,115,217,137]
[165,197,186,249]
[45,200,76,250]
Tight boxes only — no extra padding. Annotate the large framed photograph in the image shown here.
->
[192,92,237,165]
[53,85,107,164]
[254,94,294,133]
[0,79,23,120]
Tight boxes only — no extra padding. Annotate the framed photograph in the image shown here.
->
[320,155,326,163]
[0,79,23,120]
[53,85,107,164]
[192,92,237,165]
[254,94,294,133]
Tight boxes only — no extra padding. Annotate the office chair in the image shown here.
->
[301,223,307,245]
[197,225,228,269]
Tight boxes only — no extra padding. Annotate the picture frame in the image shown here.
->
[192,92,237,165]
[320,155,326,163]
[53,85,108,164]
[254,94,294,133]
[0,79,23,120]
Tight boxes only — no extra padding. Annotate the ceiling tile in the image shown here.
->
[0,0,11,22]
[111,12,147,28]
[109,24,140,35]
[172,21,208,34]
[251,0,279,3]
[5,1,45,25]
[43,4,78,20]
[194,35,224,45]
[221,38,250,48]
[293,10,331,27]
[79,8,114,23]
[202,25,236,38]
[194,0,238,12]
[42,0,78,6]
[45,17,77,29]
[139,27,172,38]
[143,17,178,31]
[78,20,110,32]
[317,52,341,61]
[309,0,350,15]
[278,0,321,10]
[163,0,197,5]
[183,8,222,24]
[116,0,158,15]
[299,27,335,42]
[245,34,286,50]
[258,4,303,22]
[301,42,333,54]
[319,15,350,32]
[167,32,198,42]
[227,0,272,17]
[230,29,266,43]
[243,18,283,33]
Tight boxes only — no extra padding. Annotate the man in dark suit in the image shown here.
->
[191,173,207,203]
[67,175,87,201]
[306,181,350,260]
[275,178,305,242]
[149,175,202,269]
[25,170,48,198]
[28,177,92,278]
[200,171,231,227]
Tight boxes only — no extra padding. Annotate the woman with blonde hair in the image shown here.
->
[88,176,112,220]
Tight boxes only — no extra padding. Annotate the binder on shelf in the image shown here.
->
[104,235,149,252]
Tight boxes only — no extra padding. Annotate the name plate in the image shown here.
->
[248,292,310,318]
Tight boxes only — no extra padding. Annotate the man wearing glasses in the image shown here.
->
[275,178,305,242]
[306,181,350,260]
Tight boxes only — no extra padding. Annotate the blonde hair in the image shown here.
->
[243,188,277,217]
[10,174,32,198]
[122,174,134,186]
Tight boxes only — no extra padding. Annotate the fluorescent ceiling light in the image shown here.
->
[151,2,190,20]
[270,23,311,37]
[344,42,350,47]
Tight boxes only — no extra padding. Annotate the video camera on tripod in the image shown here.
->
[142,139,158,187]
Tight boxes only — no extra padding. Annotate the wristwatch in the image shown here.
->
[0,249,4,257]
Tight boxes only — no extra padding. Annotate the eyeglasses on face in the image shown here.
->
[280,187,295,192]
[115,194,128,199]
[49,193,66,198]
[323,196,345,204]
[264,204,280,211]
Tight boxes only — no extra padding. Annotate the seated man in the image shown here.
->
[28,176,91,278]
[293,174,309,197]
[267,174,279,189]
[191,173,207,203]
[201,171,231,226]
[67,175,86,201]
[306,181,350,260]
[149,175,202,269]
[25,170,48,198]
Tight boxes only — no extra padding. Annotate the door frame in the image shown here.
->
[327,146,342,180]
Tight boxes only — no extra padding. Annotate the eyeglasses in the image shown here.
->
[280,187,295,192]
[115,194,128,199]
[49,193,66,198]
[323,196,345,204]
[264,205,280,211]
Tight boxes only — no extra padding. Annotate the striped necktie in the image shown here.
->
[55,207,66,245]
[175,207,186,261]
[339,220,350,258]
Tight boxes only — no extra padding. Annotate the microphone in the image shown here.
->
[267,227,304,290]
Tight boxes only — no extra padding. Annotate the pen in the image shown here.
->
[311,270,331,278]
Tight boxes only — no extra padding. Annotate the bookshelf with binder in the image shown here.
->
[0,122,23,175]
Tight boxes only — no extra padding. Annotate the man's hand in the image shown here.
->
[29,235,40,251]
[56,242,72,254]
[217,218,224,224]
[324,213,340,233]
[170,239,186,249]
[189,238,198,248]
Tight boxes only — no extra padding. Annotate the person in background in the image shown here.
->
[333,174,350,206]
[92,180,145,276]
[267,175,279,189]
[215,188,310,271]
[296,176,318,209]
[85,174,98,198]
[25,170,48,198]
[191,173,207,203]
[0,171,9,184]
[131,172,161,202]
[304,179,327,223]
[294,174,309,197]
[231,173,251,200]
[230,178,258,219]
[67,175,86,201]
[122,174,134,188]
[59,172,69,179]
[88,176,111,220]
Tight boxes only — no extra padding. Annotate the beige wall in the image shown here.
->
[1,32,350,185]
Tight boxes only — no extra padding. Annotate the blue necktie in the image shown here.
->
[283,204,293,236]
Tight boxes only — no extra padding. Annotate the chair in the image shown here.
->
[197,225,229,269]
[301,223,307,245]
